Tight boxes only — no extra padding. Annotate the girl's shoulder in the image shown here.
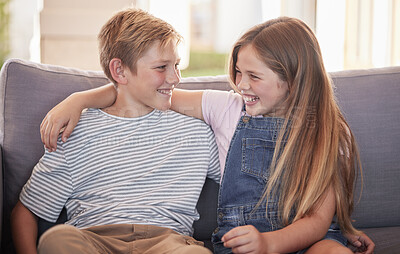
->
[202,89,243,128]
[202,89,243,110]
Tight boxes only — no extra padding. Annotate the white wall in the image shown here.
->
[7,0,399,71]
[316,0,346,71]
[140,0,191,68]
[8,0,39,61]
[8,0,190,70]
[214,0,263,53]
[39,0,134,70]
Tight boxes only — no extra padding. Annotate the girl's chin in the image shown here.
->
[245,110,259,116]
[244,105,261,116]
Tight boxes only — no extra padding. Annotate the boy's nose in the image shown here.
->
[167,68,181,86]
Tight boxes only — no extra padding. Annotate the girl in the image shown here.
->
[41,17,373,254]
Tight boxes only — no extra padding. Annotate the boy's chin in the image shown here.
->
[155,104,171,112]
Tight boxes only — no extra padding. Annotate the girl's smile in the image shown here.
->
[235,44,289,117]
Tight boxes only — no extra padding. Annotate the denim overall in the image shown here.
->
[212,114,347,254]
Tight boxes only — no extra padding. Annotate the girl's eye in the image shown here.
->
[157,65,167,70]
[250,74,260,80]
[235,69,241,74]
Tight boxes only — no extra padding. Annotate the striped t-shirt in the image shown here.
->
[20,108,220,236]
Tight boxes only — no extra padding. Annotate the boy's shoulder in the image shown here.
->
[72,108,102,130]
[57,108,106,143]
[162,110,216,142]
[78,107,116,124]
[163,110,210,128]
[79,108,102,120]
[60,109,213,144]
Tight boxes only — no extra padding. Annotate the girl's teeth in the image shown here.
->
[244,96,259,102]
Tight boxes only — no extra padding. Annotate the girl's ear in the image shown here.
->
[109,58,128,85]
[279,80,290,94]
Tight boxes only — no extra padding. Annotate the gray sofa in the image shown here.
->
[1,58,399,253]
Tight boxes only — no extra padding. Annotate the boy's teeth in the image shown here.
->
[158,89,171,95]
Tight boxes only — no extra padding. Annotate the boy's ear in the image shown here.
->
[109,58,128,85]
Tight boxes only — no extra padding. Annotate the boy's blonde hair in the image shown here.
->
[229,17,362,235]
[98,8,182,84]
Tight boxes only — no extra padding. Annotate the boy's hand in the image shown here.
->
[40,94,83,151]
[345,232,375,254]
[222,225,277,254]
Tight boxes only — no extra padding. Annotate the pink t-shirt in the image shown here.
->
[202,90,243,176]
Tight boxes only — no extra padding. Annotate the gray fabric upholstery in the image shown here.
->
[363,227,400,254]
[1,58,399,253]
[0,59,110,253]
[331,68,400,229]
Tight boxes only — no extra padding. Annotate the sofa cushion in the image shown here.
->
[331,67,400,229]
[362,226,400,254]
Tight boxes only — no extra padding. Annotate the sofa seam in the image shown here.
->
[6,59,107,80]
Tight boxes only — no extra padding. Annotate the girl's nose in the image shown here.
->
[237,78,250,91]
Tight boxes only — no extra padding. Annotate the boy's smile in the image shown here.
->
[157,88,173,96]
[106,40,181,118]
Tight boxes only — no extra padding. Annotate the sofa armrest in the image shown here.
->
[0,58,109,253]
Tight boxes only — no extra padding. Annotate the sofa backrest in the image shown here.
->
[1,58,400,252]
[330,67,400,228]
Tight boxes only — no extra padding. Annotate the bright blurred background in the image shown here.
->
[0,0,399,77]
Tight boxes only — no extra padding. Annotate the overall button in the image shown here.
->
[243,116,250,123]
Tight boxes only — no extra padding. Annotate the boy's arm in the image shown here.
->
[222,186,336,253]
[41,83,116,151]
[11,200,39,254]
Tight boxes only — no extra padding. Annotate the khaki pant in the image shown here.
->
[38,224,212,254]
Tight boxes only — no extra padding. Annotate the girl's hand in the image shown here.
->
[222,225,277,254]
[40,93,84,151]
[345,232,375,254]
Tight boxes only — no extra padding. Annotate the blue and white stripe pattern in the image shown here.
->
[20,108,220,236]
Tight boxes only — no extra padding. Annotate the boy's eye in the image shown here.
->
[157,65,167,70]
[235,69,241,74]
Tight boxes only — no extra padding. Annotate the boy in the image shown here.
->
[11,8,219,254]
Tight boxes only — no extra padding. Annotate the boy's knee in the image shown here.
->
[172,245,212,254]
[38,224,84,254]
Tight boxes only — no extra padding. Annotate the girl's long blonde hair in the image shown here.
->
[228,17,362,235]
